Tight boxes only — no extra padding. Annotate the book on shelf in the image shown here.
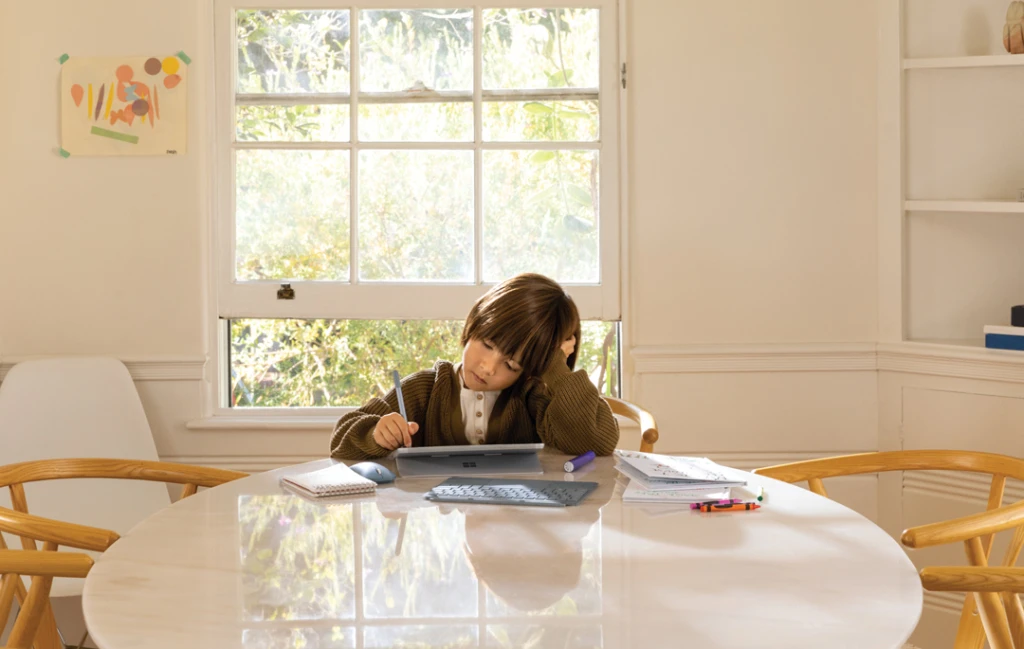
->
[984,325,1024,351]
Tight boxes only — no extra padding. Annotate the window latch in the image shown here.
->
[277,283,295,300]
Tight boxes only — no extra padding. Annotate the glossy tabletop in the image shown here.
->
[82,454,922,649]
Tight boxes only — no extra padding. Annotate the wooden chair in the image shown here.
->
[0,549,94,649]
[917,566,1024,649]
[754,450,1024,649]
[604,397,658,452]
[0,458,247,649]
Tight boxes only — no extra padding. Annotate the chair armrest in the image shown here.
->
[0,507,120,552]
[0,549,94,579]
[902,500,1024,549]
[921,567,1024,593]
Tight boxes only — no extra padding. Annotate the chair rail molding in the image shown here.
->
[632,342,1024,381]
[0,356,205,382]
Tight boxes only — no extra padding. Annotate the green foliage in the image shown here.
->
[231,319,618,407]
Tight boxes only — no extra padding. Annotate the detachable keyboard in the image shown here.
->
[424,477,598,507]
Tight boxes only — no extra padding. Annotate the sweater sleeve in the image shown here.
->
[527,352,620,456]
[329,369,435,460]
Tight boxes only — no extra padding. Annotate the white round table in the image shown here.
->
[82,454,922,649]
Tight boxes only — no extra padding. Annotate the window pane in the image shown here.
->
[242,628,355,649]
[359,9,473,92]
[358,150,473,282]
[236,150,350,281]
[483,9,599,90]
[483,150,599,283]
[361,507,478,618]
[484,100,598,142]
[237,104,350,142]
[230,319,464,407]
[236,10,350,94]
[228,319,619,407]
[365,626,477,648]
[359,102,472,142]
[239,495,356,621]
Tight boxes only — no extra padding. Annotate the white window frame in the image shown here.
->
[203,0,624,420]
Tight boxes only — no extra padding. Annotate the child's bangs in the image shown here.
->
[477,317,551,371]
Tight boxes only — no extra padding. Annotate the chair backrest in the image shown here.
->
[0,549,93,649]
[603,397,658,452]
[0,358,170,596]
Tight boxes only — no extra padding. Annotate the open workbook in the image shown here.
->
[614,450,747,491]
[280,462,377,498]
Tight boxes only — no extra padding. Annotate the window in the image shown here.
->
[213,1,622,411]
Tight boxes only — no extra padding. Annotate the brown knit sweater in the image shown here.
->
[330,355,619,460]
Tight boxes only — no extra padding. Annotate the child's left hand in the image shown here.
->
[560,335,576,359]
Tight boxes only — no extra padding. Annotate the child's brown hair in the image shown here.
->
[461,273,582,388]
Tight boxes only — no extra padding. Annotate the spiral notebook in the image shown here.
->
[280,463,376,498]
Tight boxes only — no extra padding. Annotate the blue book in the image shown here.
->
[985,333,1024,351]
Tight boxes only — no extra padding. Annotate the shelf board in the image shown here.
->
[904,55,1024,69]
[904,338,985,349]
[904,200,1024,213]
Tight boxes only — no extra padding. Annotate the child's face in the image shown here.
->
[461,338,523,391]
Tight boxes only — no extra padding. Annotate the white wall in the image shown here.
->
[627,0,880,501]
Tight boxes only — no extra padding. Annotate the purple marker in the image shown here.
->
[564,450,596,473]
[689,499,746,510]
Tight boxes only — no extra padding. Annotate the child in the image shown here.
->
[329,273,619,460]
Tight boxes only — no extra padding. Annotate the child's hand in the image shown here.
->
[560,335,576,359]
[373,413,419,450]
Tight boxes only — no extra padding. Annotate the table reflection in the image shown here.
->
[237,478,612,649]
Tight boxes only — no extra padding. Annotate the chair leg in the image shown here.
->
[1001,592,1024,649]
[11,579,62,649]
[31,605,64,649]
[70,628,89,649]
[974,591,1015,649]
[953,595,986,649]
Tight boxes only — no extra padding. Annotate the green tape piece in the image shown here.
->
[58,53,69,64]
[90,126,139,144]
[176,51,191,65]
[58,148,71,158]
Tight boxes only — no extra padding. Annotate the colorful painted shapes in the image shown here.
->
[94,84,105,121]
[116,65,133,82]
[144,57,162,75]
[70,84,84,107]
[90,126,138,144]
[163,74,181,89]
[132,99,149,116]
[162,56,180,75]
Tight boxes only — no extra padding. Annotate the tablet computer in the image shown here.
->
[392,443,544,477]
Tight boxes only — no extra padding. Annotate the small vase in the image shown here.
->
[1005,1,1024,53]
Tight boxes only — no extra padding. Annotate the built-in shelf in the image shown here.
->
[904,200,1024,213]
[904,55,1024,69]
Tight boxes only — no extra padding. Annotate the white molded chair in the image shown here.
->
[0,357,170,598]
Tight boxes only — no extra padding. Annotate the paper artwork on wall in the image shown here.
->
[61,55,187,156]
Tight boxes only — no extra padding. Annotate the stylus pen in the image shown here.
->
[392,369,408,421]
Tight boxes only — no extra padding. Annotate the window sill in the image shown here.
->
[186,415,342,431]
